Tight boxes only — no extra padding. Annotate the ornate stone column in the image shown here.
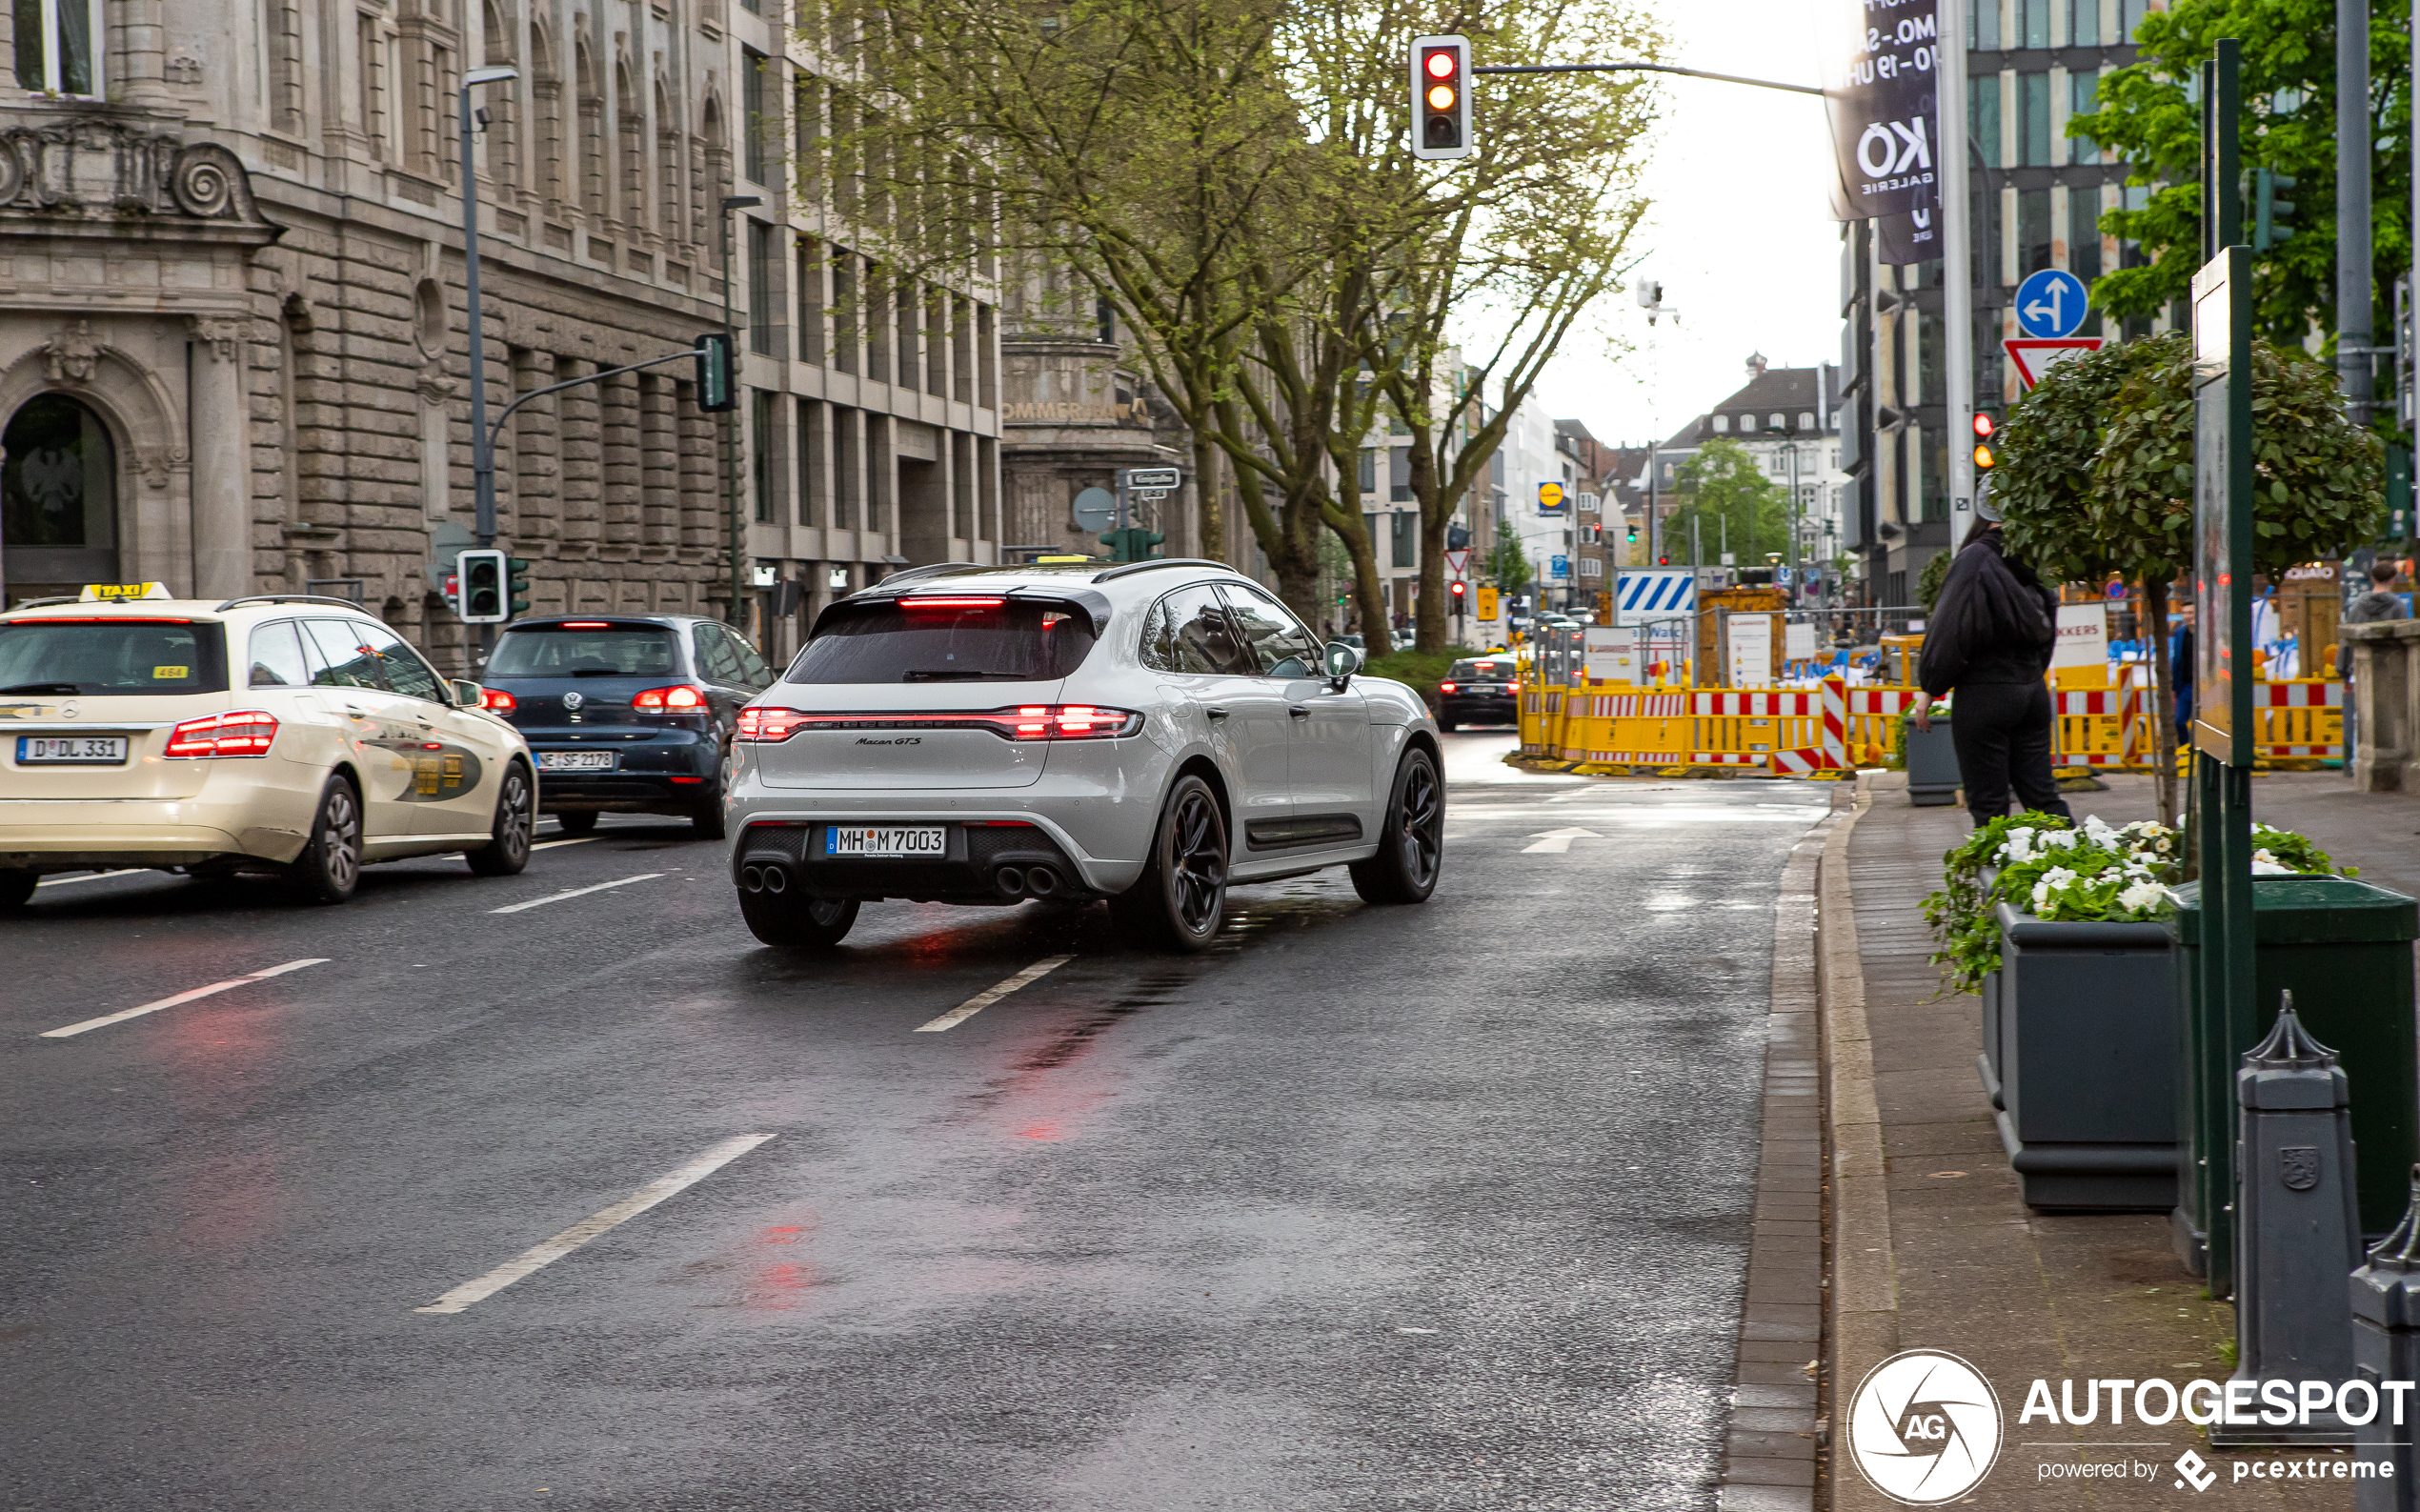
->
[188,316,252,598]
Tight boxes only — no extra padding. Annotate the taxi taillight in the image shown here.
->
[165,709,278,757]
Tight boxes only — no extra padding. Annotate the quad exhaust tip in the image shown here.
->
[1024,866,1059,898]
[995,865,1027,897]
[739,863,789,895]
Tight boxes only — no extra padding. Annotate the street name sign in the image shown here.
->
[1123,467,1181,490]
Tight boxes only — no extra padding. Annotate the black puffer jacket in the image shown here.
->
[1917,532,2058,696]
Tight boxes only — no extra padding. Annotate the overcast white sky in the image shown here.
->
[1510,0,1845,451]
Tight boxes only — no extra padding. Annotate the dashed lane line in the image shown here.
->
[530,837,596,852]
[413,1134,776,1314]
[33,869,149,889]
[914,955,1077,1033]
[39,958,331,1039]
[488,873,663,914]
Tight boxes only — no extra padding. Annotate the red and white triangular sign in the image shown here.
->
[2004,337,2103,391]
[1444,548,1471,576]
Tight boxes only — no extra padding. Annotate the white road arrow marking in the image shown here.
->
[1522,827,1603,854]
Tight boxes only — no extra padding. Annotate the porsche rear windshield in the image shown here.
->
[1448,659,1516,680]
[787,598,1097,684]
[0,618,230,696]
[488,624,680,678]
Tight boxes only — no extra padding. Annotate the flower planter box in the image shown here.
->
[1978,967,2006,1110]
[1991,900,2179,1211]
[1904,720,1961,807]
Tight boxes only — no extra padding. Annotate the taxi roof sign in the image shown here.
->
[80,582,173,601]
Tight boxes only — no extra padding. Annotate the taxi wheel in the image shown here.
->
[466,762,534,877]
[1110,774,1227,953]
[739,888,858,949]
[0,870,35,909]
[285,776,363,905]
[555,810,600,837]
[1350,746,1442,905]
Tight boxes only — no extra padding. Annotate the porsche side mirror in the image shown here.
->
[1322,640,1361,688]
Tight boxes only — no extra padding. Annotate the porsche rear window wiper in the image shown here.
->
[901,669,1023,681]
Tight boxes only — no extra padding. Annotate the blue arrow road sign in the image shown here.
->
[2014,269,2088,338]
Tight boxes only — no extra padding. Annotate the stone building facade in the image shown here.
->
[0,0,1006,673]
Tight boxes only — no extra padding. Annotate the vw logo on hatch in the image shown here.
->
[561,691,584,712]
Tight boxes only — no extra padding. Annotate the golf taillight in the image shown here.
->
[633,684,707,712]
[480,688,517,713]
[165,709,278,757]
[1509,680,1522,694]
[1439,681,1458,694]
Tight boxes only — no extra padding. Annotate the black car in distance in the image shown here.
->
[478,615,776,837]
[1436,655,1520,732]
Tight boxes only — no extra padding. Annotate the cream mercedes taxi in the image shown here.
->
[0,584,535,908]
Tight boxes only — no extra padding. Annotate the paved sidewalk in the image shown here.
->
[1819,769,2400,1510]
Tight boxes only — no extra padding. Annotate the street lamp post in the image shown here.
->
[719,194,761,632]
[457,62,518,662]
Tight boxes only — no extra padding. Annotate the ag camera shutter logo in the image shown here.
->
[1847,1349,2004,1504]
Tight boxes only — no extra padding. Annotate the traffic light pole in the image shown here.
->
[457,64,517,663]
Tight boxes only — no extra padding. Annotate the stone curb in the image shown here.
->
[1715,807,1840,1512]
[1821,776,1898,1512]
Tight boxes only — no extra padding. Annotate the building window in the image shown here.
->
[2069,186,2103,281]
[2019,187,2053,276]
[1712,414,1729,433]
[1358,448,1377,494]
[2,393,117,587]
[1970,78,2003,168]
[2117,0,2150,42]
[2018,0,2049,49]
[2019,71,2051,166]
[797,399,820,527]
[2068,69,2098,163]
[747,219,778,357]
[14,0,102,95]
[1798,412,1815,429]
[751,390,776,523]
[741,50,771,186]
[2067,0,2099,47]
[1967,0,2000,50]
[1390,511,1416,571]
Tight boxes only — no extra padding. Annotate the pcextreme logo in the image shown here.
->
[1846,1349,2005,1505]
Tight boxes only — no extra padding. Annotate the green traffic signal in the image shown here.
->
[1098,527,1165,563]
[507,556,534,615]
[459,549,507,623]
[694,333,737,413]
[2254,168,2296,252]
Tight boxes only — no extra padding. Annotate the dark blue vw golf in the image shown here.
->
[478,615,776,837]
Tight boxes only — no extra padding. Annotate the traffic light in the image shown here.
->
[1099,526,1164,563]
[1409,36,1471,161]
[1971,412,1996,472]
[694,332,737,412]
[1449,579,1468,614]
[508,556,534,615]
[1625,522,1639,544]
[1657,554,1669,566]
[2389,445,2411,540]
[2254,169,2297,252]
[440,568,461,617]
[458,548,508,623]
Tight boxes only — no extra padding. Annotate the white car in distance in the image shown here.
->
[724,561,1444,951]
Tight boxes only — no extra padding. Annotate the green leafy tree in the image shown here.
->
[2069,0,2411,350]
[1485,534,1536,597]
[1664,437,1787,567]
[1994,333,2383,822]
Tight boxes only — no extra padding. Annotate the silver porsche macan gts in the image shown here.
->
[723,559,1444,951]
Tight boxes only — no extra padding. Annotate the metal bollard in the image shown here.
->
[2215,992,2362,1447]
[2351,1165,2420,1509]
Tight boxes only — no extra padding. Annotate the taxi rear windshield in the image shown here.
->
[788,598,1096,684]
[1448,659,1515,680]
[488,625,680,678]
[0,619,229,696]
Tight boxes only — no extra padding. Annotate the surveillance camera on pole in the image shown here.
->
[1410,36,1472,161]
[1635,278,1680,327]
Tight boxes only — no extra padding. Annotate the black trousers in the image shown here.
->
[1949,680,2071,827]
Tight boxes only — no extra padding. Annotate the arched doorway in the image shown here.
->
[2,393,117,603]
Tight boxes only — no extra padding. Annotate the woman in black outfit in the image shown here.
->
[1913,487,2071,826]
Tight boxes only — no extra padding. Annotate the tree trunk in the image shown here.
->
[2143,577,2178,829]
[1191,433,1223,565]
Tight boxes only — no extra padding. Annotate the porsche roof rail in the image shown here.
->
[212,594,382,614]
[1090,558,1232,583]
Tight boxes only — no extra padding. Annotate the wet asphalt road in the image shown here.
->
[2,734,1831,1512]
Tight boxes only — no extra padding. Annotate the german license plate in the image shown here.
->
[537,750,616,773]
[16,736,129,765]
[824,825,947,858]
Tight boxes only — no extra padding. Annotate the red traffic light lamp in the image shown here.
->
[1972,412,1996,471]
[1410,36,1471,161]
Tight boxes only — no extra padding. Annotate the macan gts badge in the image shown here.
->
[722,561,1448,952]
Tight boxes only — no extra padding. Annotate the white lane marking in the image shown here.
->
[40,958,331,1039]
[488,873,663,914]
[414,1134,775,1315]
[34,868,148,888]
[1522,827,1603,854]
[914,955,1077,1033]
[530,837,595,852]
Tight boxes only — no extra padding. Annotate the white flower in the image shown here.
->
[2084,815,2120,845]
[2040,829,2083,851]
[2000,827,2038,863]
[2032,866,2080,910]
[2118,878,2166,911]
[2252,857,2294,876]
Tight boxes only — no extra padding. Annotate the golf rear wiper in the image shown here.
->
[0,681,83,695]
[571,669,635,676]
